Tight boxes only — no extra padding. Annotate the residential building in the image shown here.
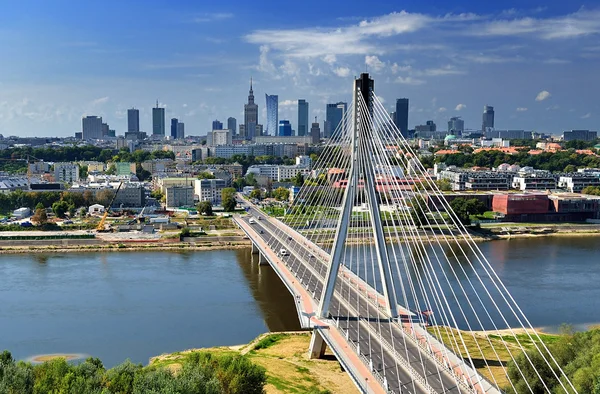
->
[243,78,258,140]
[253,135,313,145]
[563,129,598,142]
[212,119,223,130]
[296,155,312,168]
[209,130,232,146]
[28,161,50,174]
[512,172,557,191]
[152,101,165,136]
[194,178,227,204]
[310,119,320,144]
[279,120,292,136]
[415,121,436,138]
[113,183,146,208]
[127,108,140,132]
[395,98,409,137]
[115,162,136,176]
[80,161,104,173]
[486,129,533,139]
[246,164,310,182]
[176,122,185,139]
[482,105,495,133]
[297,99,309,136]
[448,117,464,136]
[171,118,179,139]
[558,174,600,193]
[227,117,237,135]
[156,177,195,194]
[265,94,278,136]
[54,162,79,183]
[324,102,347,138]
[82,116,103,140]
[165,186,194,208]
[438,167,512,191]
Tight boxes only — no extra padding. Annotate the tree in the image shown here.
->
[135,163,152,182]
[273,187,290,201]
[449,197,487,225]
[105,164,116,175]
[249,188,263,200]
[232,177,247,191]
[293,172,305,187]
[222,187,237,212]
[197,171,216,180]
[51,200,70,218]
[409,196,428,227]
[31,207,48,225]
[150,189,164,201]
[265,178,273,197]
[95,189,115,207]
[245,173,258,187]
[197,201,213,216]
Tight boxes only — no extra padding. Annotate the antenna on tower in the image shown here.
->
[156,99,159,108]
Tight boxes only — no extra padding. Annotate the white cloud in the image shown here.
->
[322,54,337,65]
[279,99,298,107]
[258,45,277,74]
[193,13,234,23]
[390,63,411,74]
[438,107,447,112]
[581,112,592,119]
[546,104,560,111]
[535,90,551,101]
[472,9,600,39]
[464,54,523,64]
[91,96,109,106]
[420,65,464,76]
[516,107,528,112]
[365,55,385,72]
[395,76,425,85]
[455,104,467,111]
[543,58,571,64]
[333,67,351,77]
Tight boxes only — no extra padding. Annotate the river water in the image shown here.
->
[0,237,599,366]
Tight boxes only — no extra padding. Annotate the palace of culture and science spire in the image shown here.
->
[242,78,262,140]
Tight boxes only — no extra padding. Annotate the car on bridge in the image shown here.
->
[249,218,256,224]
[280,249,288,256]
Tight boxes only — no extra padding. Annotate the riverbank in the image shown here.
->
[0,240,251,254]
[150,332,355,394]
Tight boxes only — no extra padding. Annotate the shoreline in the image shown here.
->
[0,241,252,254]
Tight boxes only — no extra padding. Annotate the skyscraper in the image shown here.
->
[278,120,292,136]
[482,105,495,133]
[127,108,140,132]
[82,116,103,140]
[212,119,223,130]
[297,99,309,136]
[101,123,109,137]
[171,118,179,139]
[395,98,409,137]
[310,117,320,144]
[448,116,465,136]
[227,117,236,135]
[265,94,278,136]
[152,101,165,136]
[243,78,258,140]
[324,102,347,138]
[177,122,185,139]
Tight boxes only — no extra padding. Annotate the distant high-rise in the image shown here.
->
[82,116,103,140]
[152,101,165,136]
[227,117,237,135]
[127,108,140,132]
[243,78,258,140]
[265,94,278,136]
[324,102,347,138]
[310,117,320,144]
[212,119,223,130]
[448,116,465,136]
[278,120,292,136]
[101,123,109,137]
[395,98,409,137]
[482,105,495,133]
[171,118,179,139]
[177,122,185,139]
[297,99,309,137]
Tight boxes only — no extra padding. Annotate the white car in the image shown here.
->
[280,249,288,256]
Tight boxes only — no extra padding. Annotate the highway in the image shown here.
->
[238,200,476,394]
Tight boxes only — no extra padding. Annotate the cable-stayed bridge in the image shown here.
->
[234,73,576,394]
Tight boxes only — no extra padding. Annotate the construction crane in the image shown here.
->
[96,182,123,232]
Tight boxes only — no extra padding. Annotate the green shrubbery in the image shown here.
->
[0,350,266,394]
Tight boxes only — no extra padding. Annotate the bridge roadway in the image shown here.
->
[236,203,480,394]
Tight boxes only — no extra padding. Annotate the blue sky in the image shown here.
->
[0,0,598,137]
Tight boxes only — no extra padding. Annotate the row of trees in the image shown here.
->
[0,190,115,215]
[0,350,266,394]
[409,197,487,227]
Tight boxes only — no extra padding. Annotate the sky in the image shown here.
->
[0,0,599,138]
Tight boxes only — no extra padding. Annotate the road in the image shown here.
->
[238,200,474,394]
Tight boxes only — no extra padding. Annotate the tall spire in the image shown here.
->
[247,77,255,104]
[250,77,253,93]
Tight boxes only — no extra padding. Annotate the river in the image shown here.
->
[0,236,599,366]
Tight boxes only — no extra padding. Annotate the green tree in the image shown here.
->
[197,201,213,216]
[135,163,152,182]
[105,164,116,175]
[293,172,305,187]
[409,196,428,227]
[150,189,164,201]
[449,197,487,225]
[197,171,216,180]
[245,173,258,187]
[31,207,48,225]
[222,188,237,212]
[272,187,290,201]
[249,188,263,200]
[51,200,70,218]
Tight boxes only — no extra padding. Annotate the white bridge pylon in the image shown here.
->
[266,73,578,394]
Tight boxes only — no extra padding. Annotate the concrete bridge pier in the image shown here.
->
[258,252,269,266]
[251,243,259,254]
[308,329,327,359]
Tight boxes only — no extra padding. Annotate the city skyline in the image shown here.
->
[0,0,599,137]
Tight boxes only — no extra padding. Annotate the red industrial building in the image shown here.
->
[492,194,549,215]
